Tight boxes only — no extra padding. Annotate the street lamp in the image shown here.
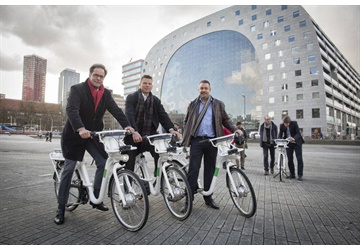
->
[242,93,246,121]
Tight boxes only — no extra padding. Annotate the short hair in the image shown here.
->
[236,122,242,126]
[199,80,210,86]
[89,64,107,76]
[141,75,152,81]
[283,115,291,123]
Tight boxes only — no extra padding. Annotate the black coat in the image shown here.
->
[61,79,130,161]
[278,121,304,146]
[125,91,174,134]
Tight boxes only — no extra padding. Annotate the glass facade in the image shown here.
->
[161,30,261,123]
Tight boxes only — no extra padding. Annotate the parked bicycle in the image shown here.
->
[49,130,149,232]
[134,133,193,220]
[273,138,290,182]
[198,133,257,218]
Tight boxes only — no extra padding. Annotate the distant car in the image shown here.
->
[249,131,260,139]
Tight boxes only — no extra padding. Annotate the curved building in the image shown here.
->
[143,5,359,138]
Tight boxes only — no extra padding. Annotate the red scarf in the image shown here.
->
[87,79,104,112]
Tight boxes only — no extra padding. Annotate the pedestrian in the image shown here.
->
[49,131,53,142]
[278,115,304,181]
[234,122,247,170]
[124,75,182,176]
[45,131,49,142]
[182,80,243,209]
[259,115,278,175]
[54,64,135,225]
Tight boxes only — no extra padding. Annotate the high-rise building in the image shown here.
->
[122,59,144,97]
[22,54,47,102]
[58,68,80,109]
[143,5,359,138]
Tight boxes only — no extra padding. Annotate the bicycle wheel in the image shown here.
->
[226,166,256,218]
[53,161,81,211]
[161,165,192,220]
[279,154,284,181]
[110,169,149,232]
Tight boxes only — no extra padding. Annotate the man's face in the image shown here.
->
[198,82,211,100]
[265,117,271,125]
[237,124,242,129]
[284,122,290,127]
[89,68,105,88]
[139,77,153,95]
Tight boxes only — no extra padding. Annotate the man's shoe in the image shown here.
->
[298,176,303,181]
[264,170,269,175]
[54,209,65,225]
[204,197,219,209]
[90,202,109,211]
[270,168,274,174]
[241,166,245,170]
[286,175,295,179]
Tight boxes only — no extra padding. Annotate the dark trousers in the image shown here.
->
[262,143,275,171]
[187,137,218,199]
[124,136,159,173]
[286,143,304,177]
[58,140,107,205]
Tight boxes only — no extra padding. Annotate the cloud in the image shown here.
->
[0,51,22,71]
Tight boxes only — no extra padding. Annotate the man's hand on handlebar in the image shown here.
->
[78,127,91,139]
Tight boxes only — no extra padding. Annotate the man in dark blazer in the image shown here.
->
[124,75,181,175]
[182,80,243,209]
[278,115,304,181]
[54,64,135,225]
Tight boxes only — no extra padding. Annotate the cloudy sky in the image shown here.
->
[1,1,359,103]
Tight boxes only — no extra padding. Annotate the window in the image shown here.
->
[269,86,274,92]
[269,97,275,103]
[288,36,295,42]
[266,9,272,16]
[296,109,303,119]
[173,35,176,40]
[282,95,289,102]
[252,5,257,10]
[269,75,274,81]
[278,50,284,57]
[239,19,244,26]
[207,22,211,27]
[295,70,302,76]
[312,108,320,118]
[311,79,319,86]
[297,94,304,100]
[265,53,271,60]
[312,92,320,98]
[308,55,316,62]
[275,40,281,46]
[280,61,285,68]
[220,16,225,22]
[296,81,303,88]
[293,10,300,18]
[278,16,284,23]
[284,25,290,32]
[270,30,276,36]
[304,31,311,39]
[264,21,269,28]
[292,47,299,54]
[281,5,287,10]
[282,83,288,90]
[307,43,314,50]
[235,10,240,16]
[293,58,300,65]
[300,20,306,27]
[281,72,287,79]
[267,64,273,70]
[310,67,318,75]
[250,25,256,32]
[252,15,257,21]
[262,43,268,49]
[257,33,263,40]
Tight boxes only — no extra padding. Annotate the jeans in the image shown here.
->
[262,143,275,171]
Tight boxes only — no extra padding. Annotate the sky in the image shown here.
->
[1,1,359,104]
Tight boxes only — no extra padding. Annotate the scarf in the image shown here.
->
[182,96,212,146]
[262,122,273,144]
[87,79,104,113]
[134,89,153,136]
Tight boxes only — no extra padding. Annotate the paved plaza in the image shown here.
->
[0,134,359,245]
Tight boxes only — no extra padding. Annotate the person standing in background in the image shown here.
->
[259,115,277,175]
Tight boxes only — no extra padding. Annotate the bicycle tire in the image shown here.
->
[226,166,257,218]
[161,165,192,220]
[110,169,149,232]
[53,161,81,211]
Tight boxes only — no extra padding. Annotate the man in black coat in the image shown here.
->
[54,64,135,225]
[278,115,304,181]
[124,75,181,175]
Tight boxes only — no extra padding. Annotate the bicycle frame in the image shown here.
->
[274,139,290,181]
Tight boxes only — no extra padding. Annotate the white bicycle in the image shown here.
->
[50,130,149,232]
[273,139,290,182]
[134,133,193,220]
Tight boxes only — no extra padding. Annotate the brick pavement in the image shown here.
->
[0,134,359,245]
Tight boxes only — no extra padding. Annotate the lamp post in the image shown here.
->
[242,93,246,121]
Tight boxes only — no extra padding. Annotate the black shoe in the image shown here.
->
[270,168,274,174]
[298,176,303,181]
[204,197,219,209]
[264,170,269,175]
[90,202,109,211]
[286,175,295,179]
[241,166,245,170]
[54,209,65,225]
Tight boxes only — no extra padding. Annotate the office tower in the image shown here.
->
[58,68,80,109]
[122,59,144,97]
